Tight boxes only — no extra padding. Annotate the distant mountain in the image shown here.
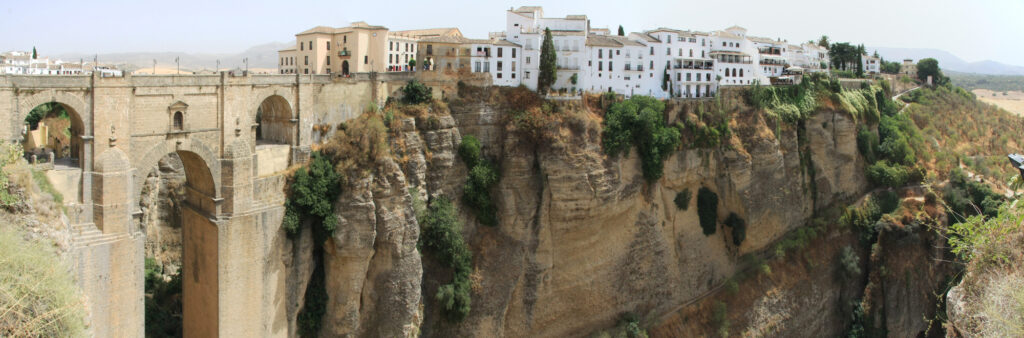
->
[53,41,292,73]
[869,47,1024,76]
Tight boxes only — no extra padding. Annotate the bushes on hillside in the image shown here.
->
[283,151,342,237]
[674,189,691,210]
[602,96,681,181]
[402,79,432,104]
[944,168,1004,222]
[697,187,718,235]
[418,197,473,321]
[458,135,499,226]
[866,161,908,188]
[724,212,746,246]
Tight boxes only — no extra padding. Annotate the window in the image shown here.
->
[390,42,393,51]
[722,42,726,47]
[616,50,620,56]
[650,61,653,69]
[512,73,516,79]
[326,68,331,74]
[677,73,681,81]
[686,73,691,81]
[650,47,654,55]
[343,36,347,43]
[689,49,693,57]
[588,60,592,66]
[526,56,531,64]
[304,56,308,65]
[599,49,603,58]
[309,41,313,50]
[327,41,330,50]
[173,111,183,131]
[609,61,613,71]
[511,61,516,71]
[497,61,503,71]
[512,48,516,58]
[327,57,330,65]
[389,55,393,63]
[706,73,711,81]
[300,43,304,51]
[498,48,503,57]
[304,68,308,74]
[599,61,603,71]
[497,73,503,79]
[474,61,480,72]
[666,47,670,55]
[427,45,433,55]
[525,71,530,79]
[364,55,368,64]
[739,69,743,77]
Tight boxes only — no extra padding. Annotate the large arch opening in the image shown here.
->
[254,95,293,176]
[21,101,86,204]
[141,150,219,337]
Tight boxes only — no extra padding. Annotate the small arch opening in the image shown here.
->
[173,111,184,131]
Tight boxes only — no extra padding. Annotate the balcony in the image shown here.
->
[557,65,580,70]
[475,51,491,57]
[337,50,351,58]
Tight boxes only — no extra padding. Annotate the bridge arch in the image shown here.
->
[132,137,221,212]
[252,92,295,146]
[18,92,89,165]
[132,141,223,336]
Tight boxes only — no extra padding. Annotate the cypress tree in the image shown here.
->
[538,28,557,94]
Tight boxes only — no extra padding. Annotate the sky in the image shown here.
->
[2,0,1022,66]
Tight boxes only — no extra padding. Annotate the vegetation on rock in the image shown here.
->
[602,96,681,181]
[697,187,718,236]
[417,196,473,321]
[674,189,691,210]
[402,79,433,105]
[458,135,500,226]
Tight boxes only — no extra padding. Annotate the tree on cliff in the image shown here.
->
[818,35,830,48]
[916,58,944,84]
[618,25,625,36]
[538,27,557,94]
[32,47,37,59]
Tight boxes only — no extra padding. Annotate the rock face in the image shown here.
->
[303,96,875,337]
[401,99,869,337]
[138,153,187,274]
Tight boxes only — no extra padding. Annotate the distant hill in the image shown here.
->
[53,42,292,73]
[869,47,1024,76]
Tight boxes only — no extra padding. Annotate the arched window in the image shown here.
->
[173,111,184,131]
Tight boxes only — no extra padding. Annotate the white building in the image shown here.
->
[1,51,120,76]
[800,43,830,72]
[709,26,763,86]
[468,38,522,87]
[504,6,588,91]
[863,55,880,74]
[750,36,788,78]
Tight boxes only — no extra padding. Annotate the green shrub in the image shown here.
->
[418,197,473,321]
[297,262,327,337]
[674,189,691,210]
[697,187,719,236]
[602,96,681,181]
[856,125,878,163]
[458,135,500,226]
[866,161,908,188]
[284,151,342,237]
[839,246,861,279]
[724,212,746,246]
[30,169,62,205]
[712,301,730,337]
[458,135,482,169]
[402,79,432,104]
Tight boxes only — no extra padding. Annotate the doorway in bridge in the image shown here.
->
[255,95,293,176]
[141,150,218,337]
[342,60,349,76]
[22,102,86,203]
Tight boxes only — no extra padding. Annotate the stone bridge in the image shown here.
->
[0,72,417,336]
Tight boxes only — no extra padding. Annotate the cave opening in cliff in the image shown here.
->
[139,150,219,337]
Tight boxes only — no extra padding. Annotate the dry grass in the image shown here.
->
[0,226,85,336]
[318,112,390,181]
[973,89,1024,117]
